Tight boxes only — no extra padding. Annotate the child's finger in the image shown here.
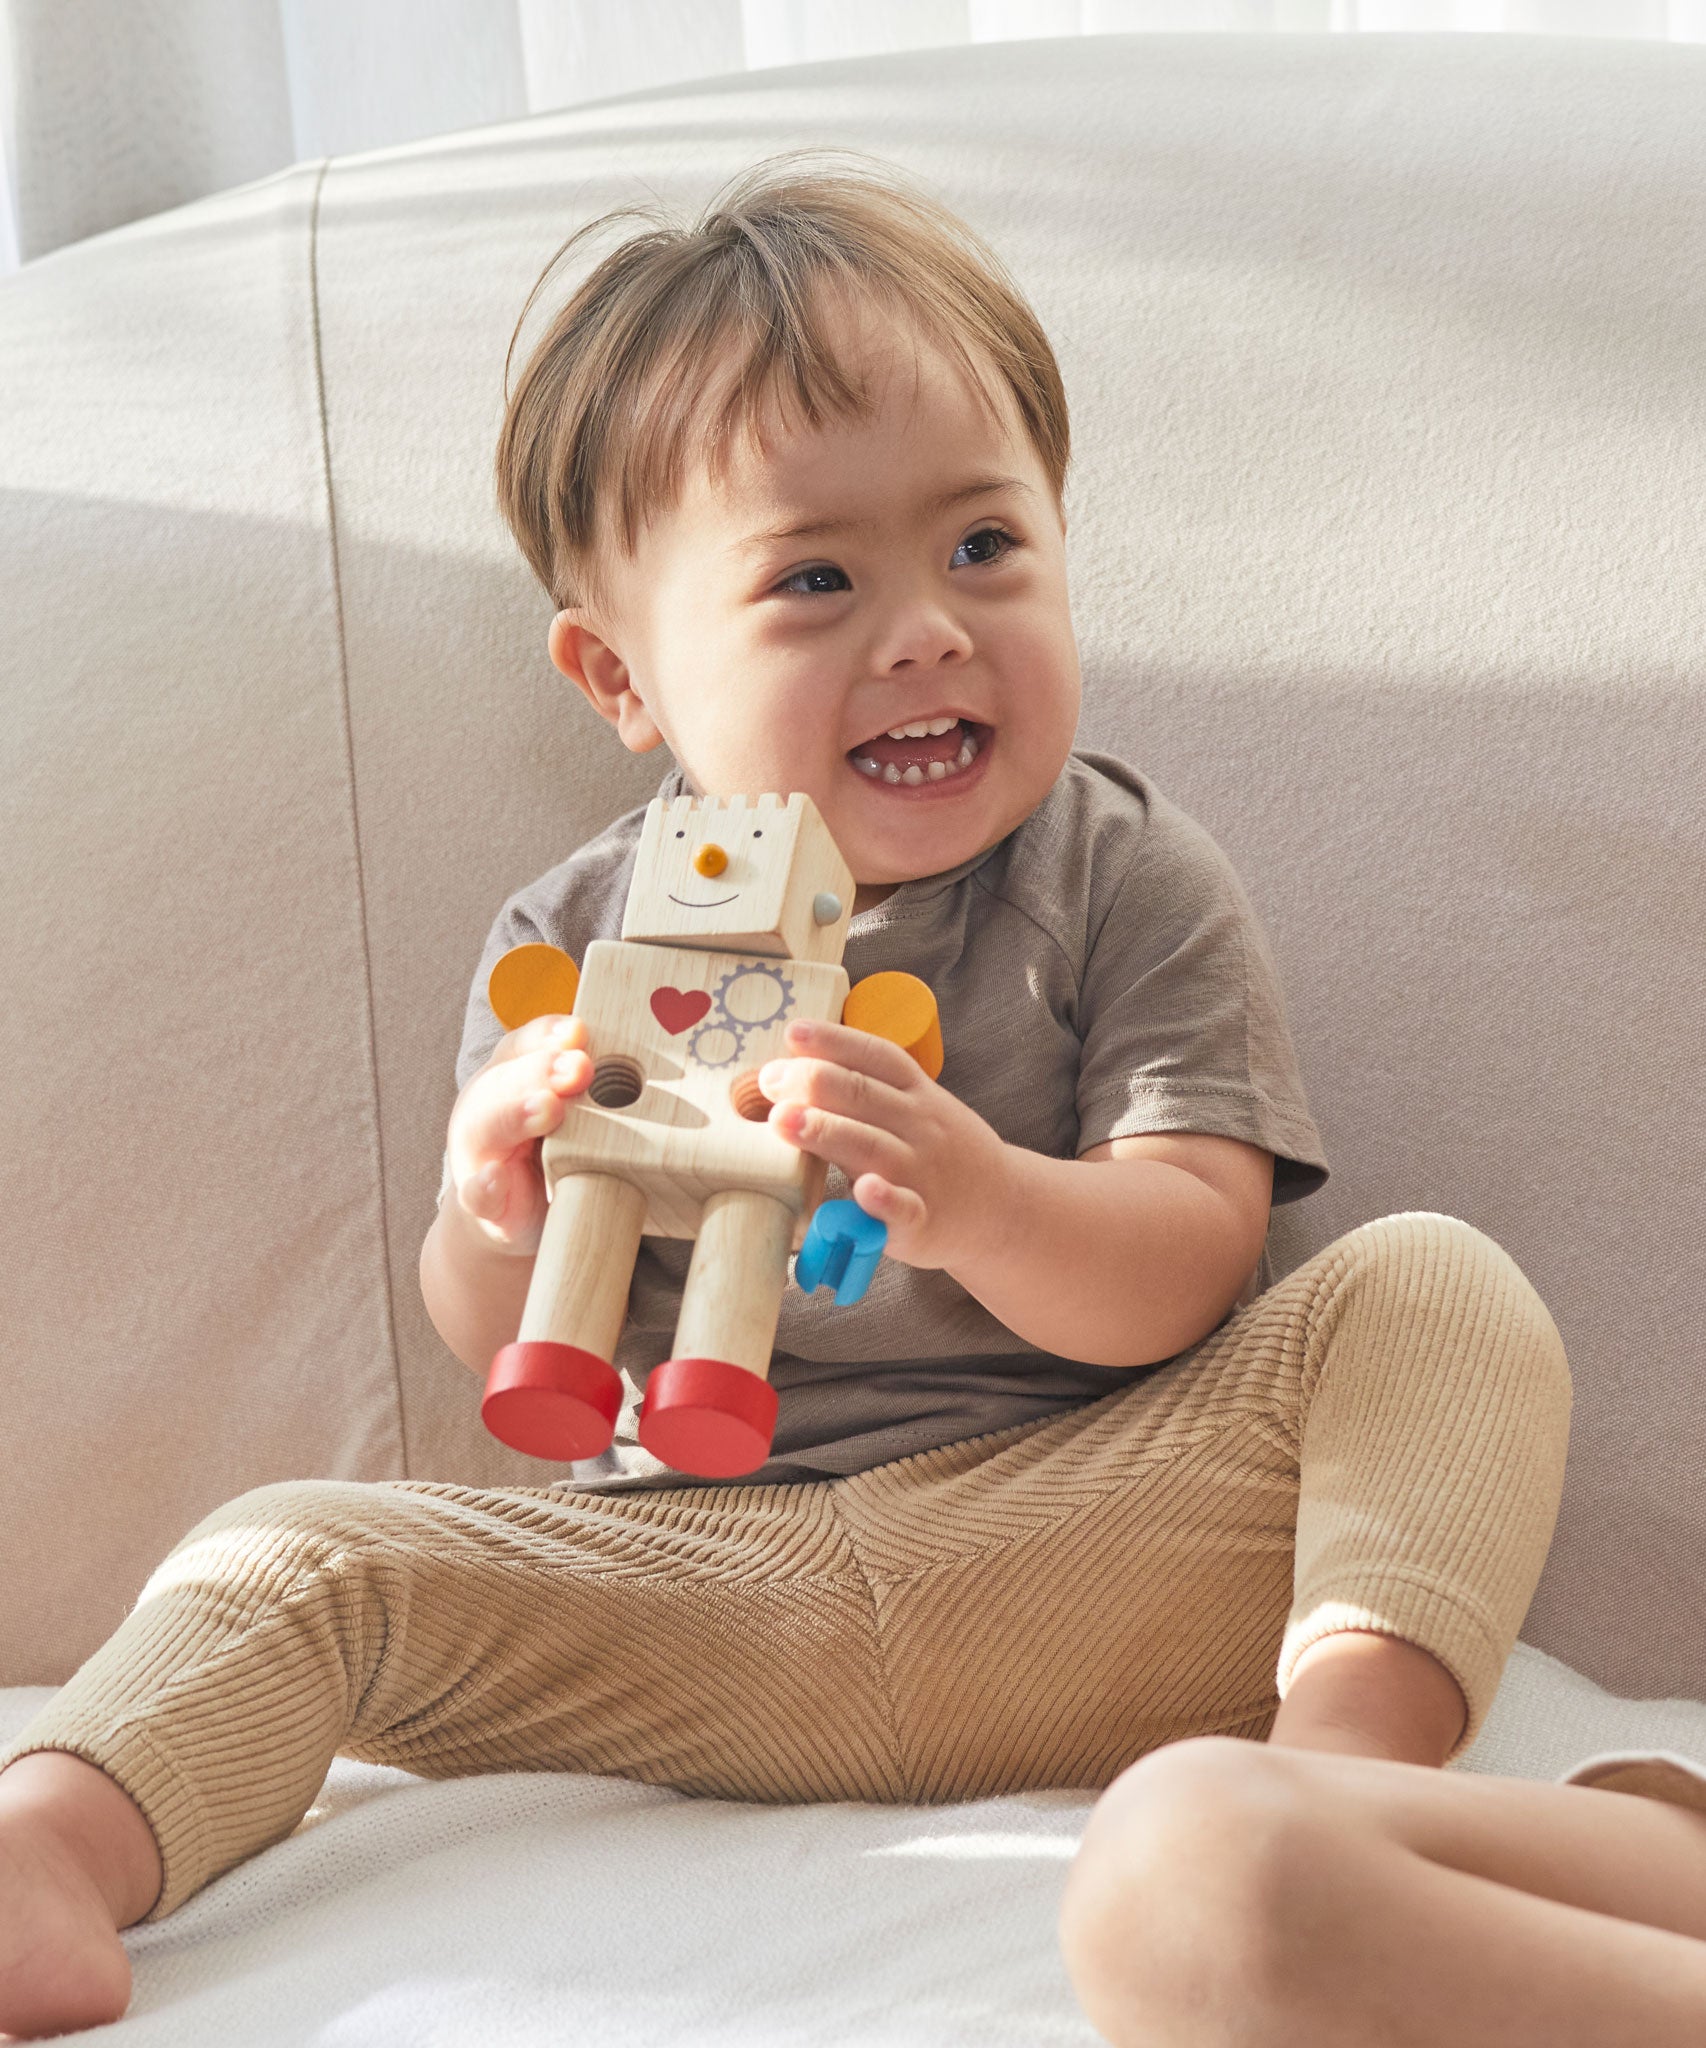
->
[768,1098,908,1187]
[461,1161,507,1220]
[449,1131,534,1221]
[781,1016,921,1088]
[454,1150,547,1255]
[487,1012,587,1069]
[448,1045,588,1202]
[851,1173,927,1234]
[757,1054,908,1132]
[450,1116,550,1235]
[495,1048,589,1130]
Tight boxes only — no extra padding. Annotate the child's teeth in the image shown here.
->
[851,725,983,786]
[884,716,962,740]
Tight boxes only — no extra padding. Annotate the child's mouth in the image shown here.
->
[846,716,991,792]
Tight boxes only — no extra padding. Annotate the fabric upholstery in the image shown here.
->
[1,31,1701,1693]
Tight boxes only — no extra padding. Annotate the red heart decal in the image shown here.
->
[650,986,713,1034]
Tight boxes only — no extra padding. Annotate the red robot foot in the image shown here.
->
[483,1341,622,1460]
[637,1356,778,1478]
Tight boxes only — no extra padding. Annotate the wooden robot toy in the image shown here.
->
[480,790,943,1481]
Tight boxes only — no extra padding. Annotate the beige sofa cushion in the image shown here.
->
[3,31,1702,1695]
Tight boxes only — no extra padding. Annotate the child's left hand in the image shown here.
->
[758,1018,1009,1273]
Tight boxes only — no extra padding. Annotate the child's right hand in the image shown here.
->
[445,1014,593,1257]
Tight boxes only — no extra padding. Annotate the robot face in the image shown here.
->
[623,792,854,962]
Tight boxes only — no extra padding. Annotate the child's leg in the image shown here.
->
[1060,1740,1706,2048]
[0,1469,899,2034]
[830,1211,1569,1799]
[1267,1212,1570,1764]
[1272,1628,1470,1764]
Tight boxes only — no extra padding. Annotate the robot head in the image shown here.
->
[622,792,856,964]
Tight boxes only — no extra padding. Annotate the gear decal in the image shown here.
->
[686,959,796,1067]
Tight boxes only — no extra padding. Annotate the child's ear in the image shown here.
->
[548,609,663,754]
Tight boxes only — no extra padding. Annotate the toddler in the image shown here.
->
[0,152,1571,2039]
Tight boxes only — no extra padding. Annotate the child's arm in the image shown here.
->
[759,1017,1272,1370]
[948,1132,1272,1368]
[421,1190,537,1375]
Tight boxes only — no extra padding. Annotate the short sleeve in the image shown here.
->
[1073,802,1329,1204]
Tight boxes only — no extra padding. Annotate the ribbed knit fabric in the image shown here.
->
[0,1212,1569,1923]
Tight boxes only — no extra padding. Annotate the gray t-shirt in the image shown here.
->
[451,750,1329,1490]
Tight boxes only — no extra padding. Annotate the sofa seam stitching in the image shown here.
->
[306,156,410,1477]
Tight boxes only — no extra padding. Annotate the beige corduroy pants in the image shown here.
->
[0,1212,1571,1921]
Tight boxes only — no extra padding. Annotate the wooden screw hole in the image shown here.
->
[588,1056,644,1109]
[729,1070,774,1122]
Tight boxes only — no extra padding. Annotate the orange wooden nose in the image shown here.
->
[693,842,728,876]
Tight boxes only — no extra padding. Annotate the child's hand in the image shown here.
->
[446,1014,593,1257]
[758,1018,1010,1273]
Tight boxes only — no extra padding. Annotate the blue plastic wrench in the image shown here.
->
[794,1199,888,1306]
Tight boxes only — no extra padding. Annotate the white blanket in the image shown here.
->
[7,1642,1706,2045]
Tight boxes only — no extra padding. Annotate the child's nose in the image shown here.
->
[876,596,974,672]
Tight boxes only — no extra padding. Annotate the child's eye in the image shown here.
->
[952,524,1019,569]
[778,563,851,597]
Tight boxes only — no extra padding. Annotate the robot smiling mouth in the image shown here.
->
[666,891,740,908]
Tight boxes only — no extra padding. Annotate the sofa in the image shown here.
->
[4,28,1705,2042]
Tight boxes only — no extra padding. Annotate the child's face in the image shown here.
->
[551,312,1080,910]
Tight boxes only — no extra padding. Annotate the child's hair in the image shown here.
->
[494,150,1070,616]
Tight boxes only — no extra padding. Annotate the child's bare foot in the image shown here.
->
[1268,1630,1468,1768]
[0,1753,161,2040]
[0,1816,132,2039]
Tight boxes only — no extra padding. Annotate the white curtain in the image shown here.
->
[4,0,1706,275]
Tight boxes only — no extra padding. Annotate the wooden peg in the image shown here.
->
[843,970,944,1079]
[488,942,580,1031]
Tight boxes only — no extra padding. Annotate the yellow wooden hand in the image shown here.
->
[487,943,581,1031]
[841,971,943,1079]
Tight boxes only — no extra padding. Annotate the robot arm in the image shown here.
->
[840,971,943,1079]
[487,942,581,1031]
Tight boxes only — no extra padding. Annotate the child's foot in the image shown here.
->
[0,1818,131,2039]
[0,1800,135,2039]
